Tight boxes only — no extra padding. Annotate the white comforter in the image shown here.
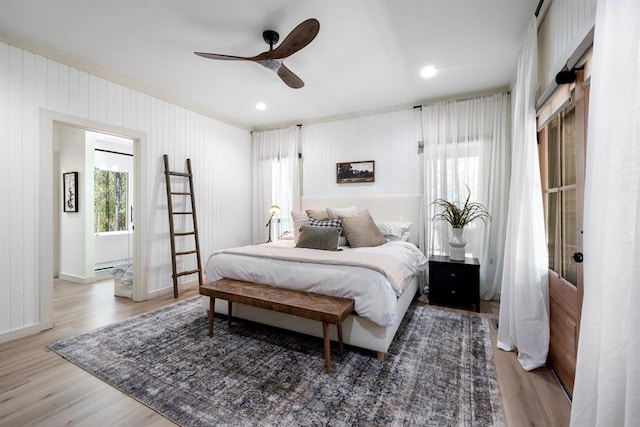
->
[204,239,427,327]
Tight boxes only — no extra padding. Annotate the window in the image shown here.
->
[270,159,294,237]
[94,168,128,232]
[429,140,481,255]
[543,90,579,286]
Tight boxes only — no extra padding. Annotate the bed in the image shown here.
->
[202,194,426,359]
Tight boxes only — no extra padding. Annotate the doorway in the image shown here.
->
[54,126,135,293]
[39,110,147,332]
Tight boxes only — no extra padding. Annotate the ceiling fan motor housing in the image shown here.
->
[263,30,280,48]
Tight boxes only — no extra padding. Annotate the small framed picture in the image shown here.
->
[336,161,375,184]
[63,172,78,212]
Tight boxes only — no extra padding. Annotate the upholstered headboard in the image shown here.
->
[300,193,422,246]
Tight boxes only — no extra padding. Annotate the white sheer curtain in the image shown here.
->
[571,1,640,425]
[422,93,510,300]
[497,17,549,371]
[251,126,300,244]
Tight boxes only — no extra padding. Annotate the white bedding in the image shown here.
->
[204,239,427,327]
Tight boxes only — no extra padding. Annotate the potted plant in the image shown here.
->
[430,185,491,261]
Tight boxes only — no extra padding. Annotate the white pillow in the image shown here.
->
[376,220,411,242]
[291,211,310,243]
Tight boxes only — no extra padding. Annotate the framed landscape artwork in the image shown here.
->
[63,172,78,212]
[336,161,375,184]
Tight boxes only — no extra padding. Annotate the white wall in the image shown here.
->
[301,108,422,197]
[537,0,596,97]
[57,124,96,283]
[95,232,132,264]
[0,40,252,342]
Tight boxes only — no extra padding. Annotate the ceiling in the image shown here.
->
[0,0,537,130]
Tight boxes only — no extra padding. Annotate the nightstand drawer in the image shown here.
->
[431,267,476,287]
[430,278,470,299]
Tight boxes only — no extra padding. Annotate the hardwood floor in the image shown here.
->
[0,279,571,426]
[476,300,571,426]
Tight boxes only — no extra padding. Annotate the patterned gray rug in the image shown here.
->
[48,298,505,426]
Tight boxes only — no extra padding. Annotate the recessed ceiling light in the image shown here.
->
[420,66,437,78]
[256,102,267,111]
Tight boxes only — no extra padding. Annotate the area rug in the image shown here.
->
[48,298,505,426]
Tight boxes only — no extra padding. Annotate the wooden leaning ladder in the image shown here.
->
[163,154,203,298]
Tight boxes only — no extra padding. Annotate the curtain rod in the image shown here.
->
[95,148,133,157]
[534,0,544,17]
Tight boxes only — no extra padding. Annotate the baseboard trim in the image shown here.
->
[0,323,43,344]
[147,281,199,299]
[59,273,97,284]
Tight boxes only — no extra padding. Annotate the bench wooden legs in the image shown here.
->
[209,299,233,337]
[322,323,330,373]
[209,300,346,374]
[202,280,354,374]
[322,321,345,374]
[208,297,215,337]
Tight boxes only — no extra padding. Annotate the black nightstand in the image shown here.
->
[428,255,480,312]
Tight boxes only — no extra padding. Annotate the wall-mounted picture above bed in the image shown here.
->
[337,160,375,183]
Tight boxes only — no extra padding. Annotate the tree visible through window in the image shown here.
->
[94,168,128,232]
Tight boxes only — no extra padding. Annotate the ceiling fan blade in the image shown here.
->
[268,18,320,59]
[194,52,268,61]
[277,63,304,89]
[194,19,318,88]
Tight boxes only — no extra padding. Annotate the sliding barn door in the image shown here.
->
[539,70,589,397]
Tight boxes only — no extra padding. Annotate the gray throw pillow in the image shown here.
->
[296,225,342,251]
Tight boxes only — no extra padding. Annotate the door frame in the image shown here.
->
[39,109,148,331]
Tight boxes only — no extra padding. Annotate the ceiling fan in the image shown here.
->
[195,18,320,89]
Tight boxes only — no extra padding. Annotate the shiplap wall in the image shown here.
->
[301,109,422,197]
[0,40,251,341]
[537,0,597,94]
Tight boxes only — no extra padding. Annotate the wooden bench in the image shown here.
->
[200,278,354,374]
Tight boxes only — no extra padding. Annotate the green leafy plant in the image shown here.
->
[430,185,491,228]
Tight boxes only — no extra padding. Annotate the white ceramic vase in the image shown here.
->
[449,227,466,261]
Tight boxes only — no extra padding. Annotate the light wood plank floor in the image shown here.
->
[0,279,571,426]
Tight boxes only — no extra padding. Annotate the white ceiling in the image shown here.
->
[0,0,537,130]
